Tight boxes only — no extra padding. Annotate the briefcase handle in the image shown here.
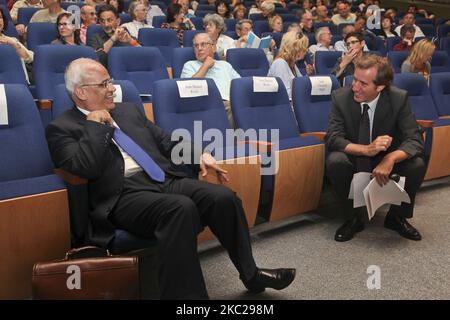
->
[65,246,112,260]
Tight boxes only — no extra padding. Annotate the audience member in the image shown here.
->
[308,26,334,56]
[394,13,424,39]
[331,1,356,25]
[51,12,81,45]
[393,24,415,52]
[161,3,195,46]
[331,31,366,84]
[30,0,66,23]
[79,4,97,45]
[203,13,234,60]
[401,39,435,82]
[122,1,153,39]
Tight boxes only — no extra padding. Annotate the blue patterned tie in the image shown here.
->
[113,128,165,182]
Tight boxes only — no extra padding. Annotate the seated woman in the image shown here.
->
[215,0,232,19]
[374,14,398,39]
[107,0,125,14]
[51,13,82,45]
[161,3,195,46]
[122,1,153,39]
[401,39,435,82]
[233,4,247,21]
[0,7,34,83]
[203,13,234,60]
[269,15,283,33]
[267,31,313,100]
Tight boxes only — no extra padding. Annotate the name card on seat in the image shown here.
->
[113,84,123,103]
[310,76,332,96]
[177,80,208,98]
[253,77,278,92]
[0,85,8,126]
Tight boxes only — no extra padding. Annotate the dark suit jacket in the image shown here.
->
[46,103,200,247]
[325,86,424,163]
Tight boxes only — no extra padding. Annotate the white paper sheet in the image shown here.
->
[177,80,208,98]
[253,77,279,92]
[0,85,8,126]
[310,76,332,96]
[349,172,372,207]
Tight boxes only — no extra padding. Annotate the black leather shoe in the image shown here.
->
[384,213,422,241]
[335,216,364,242]
[243,268,296,293]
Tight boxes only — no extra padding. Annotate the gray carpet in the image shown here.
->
[198,178,450,300]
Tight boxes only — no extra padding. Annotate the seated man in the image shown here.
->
[88,4,140,67]
[181,32,240,126]
[331,31,366,84]
[308,26,335,57]
[45,58,295,299]
[326,55,425,242]
[393,24,415,52]
[334,24,369,52]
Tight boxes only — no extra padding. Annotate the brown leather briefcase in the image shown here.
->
[32,246,139,299]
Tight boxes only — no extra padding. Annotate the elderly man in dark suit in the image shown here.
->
[45,58,295,299]
[326,55,426,242]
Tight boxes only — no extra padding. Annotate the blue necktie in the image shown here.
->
[113,128,165,182]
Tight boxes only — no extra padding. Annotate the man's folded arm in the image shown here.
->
[325,95,353,153]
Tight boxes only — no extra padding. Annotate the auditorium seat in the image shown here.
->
[0,45,28,85]
[27,22,58,52]
[226,48,270,77]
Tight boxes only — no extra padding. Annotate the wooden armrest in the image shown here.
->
[300,132,326,141]
[417,120,433,129]
[54,168,87,185]
[438,115,450,120]
[238,140,273,152]
[37,100,52,110]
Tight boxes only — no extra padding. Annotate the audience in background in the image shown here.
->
[51,12,81,45]
[269,15,283,33]
[314,4,331,23]
[203,13,234,60]
[373,14,398,39]
[106,0,124,14]
[331,31,366,84]
[215,0,231,19]
[161,3,195,46]
[401,39,436,82]
[141,0,165,27]
[393,24,415,52]
[394,12,424,39]
[299,10,315,34]
[234,18,252,48]
[232,4,246,20]
[122,1,153,39]
[331,1,356,25]
[79,4,97,45]
[335,24,369,52]
[309,26,334,56]
[30,0,66,23]
[10,0,43,24]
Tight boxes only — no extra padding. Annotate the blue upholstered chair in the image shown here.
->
[27,22,58,52]
[387,51,408,73]
[17,7,40,26]
[138,28,180,67]
[230,77,325,222]
[430,72,450,117]
[0,45,28,85]
[314,51,342,75]
[0,84,70,299]
[226,48,270,77]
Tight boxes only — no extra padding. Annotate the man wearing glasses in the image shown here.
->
[88,4,140,67]
[45,58,296,299]
[331,31,366,85]
[181,32,240,126]
[80,4,97,45]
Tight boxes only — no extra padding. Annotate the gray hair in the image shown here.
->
[235,19,252,33]
[64,58,99,97]
[315,26,330,43]
[261,1,275,12]
[203,13,226,33]
[193,32,215,44]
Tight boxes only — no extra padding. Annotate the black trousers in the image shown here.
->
[109,171,257,299]
[326,151,426,219]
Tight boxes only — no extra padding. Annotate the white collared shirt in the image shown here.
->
[77,107,142,177]
[359,93,381,142]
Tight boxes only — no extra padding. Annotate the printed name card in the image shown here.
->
[0,85,8,126]
[253,77,279,92]
[113,84,123,102]
[177,80,208,98]
[310,76,332,96]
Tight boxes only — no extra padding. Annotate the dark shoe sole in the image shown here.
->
[384,223,422,241]
[334,224,364,242]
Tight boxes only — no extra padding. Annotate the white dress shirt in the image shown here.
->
[360,92,381,142]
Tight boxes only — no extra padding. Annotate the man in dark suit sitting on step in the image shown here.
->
[325,55,426,242]
[45,58,295,299]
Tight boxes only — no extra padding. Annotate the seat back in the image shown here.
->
[172,47,196,79]
[315,51,342,75]
[230,76,300,143]
[33,45,98,101]
[52,80,145,120]
[387,51,408,73]
[152,78,231,149]
[0,84,53,182]
[430,51,450,73]
[0,46,28,85]
[0,4,18,38]
[253,20,270,36]
[27,23,58,52]
[393,73,439,120]
[417,24,436,38]
[183,29,202,47]
[386,36,401,51]
[108,47,169,99]
[437,24,450,39]
[292,75,340,133]
[430,72,450,116]
[138,28,180,66]
[151,15,166,28]
[17,7,40,26]
[226,48,269,77]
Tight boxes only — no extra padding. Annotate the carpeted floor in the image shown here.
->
[198,178,450,300]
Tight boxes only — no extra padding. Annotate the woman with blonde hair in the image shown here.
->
[268,14,283,33]
[267,31,313,100]
[401,39,435,81]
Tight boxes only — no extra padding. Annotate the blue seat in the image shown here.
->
[262,31,283,48]
[386,36,401,51]
[0,46,28,85]
[33,45,98,124]
[52,80,145,120]
[430,51,450,73]
[224,19,236,33]
[292,75,340,135]
[230,76,325,222]
[195,9,213,17]
[27,22,58,52]
[138,28,180,67]
[278,13,297,22]
[152,78,261,231]
[196,4,214,11]
[151,15,166,28]
[437,24,450,39]
[440,37,450,59]
[315,51,342,75]
[387,51,408,73]
[226,48,269,77]
[0,84,70,299]
[430,72,450,117]
[190,16,204,30]
[1,4,19,38]
[393,73,450,180]
[249,13,265,22]
[253,20,270,37]
[314,22,337,35]
[119,13,132,24]
[183,29,202,47]
[417,24,436,38]
[17,7,40,26]
[108,47,169,102]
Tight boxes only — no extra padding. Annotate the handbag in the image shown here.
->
[32,246,139,299]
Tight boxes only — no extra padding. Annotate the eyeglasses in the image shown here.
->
[193,42,212,49]
[346,40,360,47]
[58,22,74,28]
[80,78,114,89]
